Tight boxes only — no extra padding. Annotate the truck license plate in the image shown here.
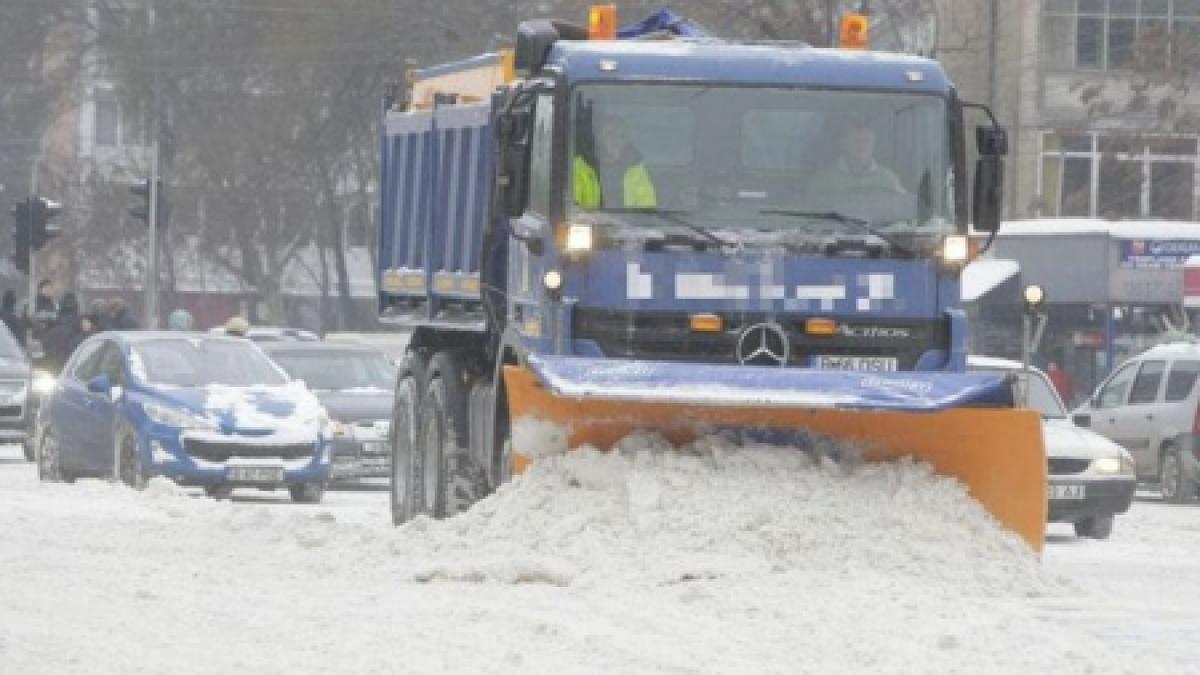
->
[816,356,898,371]
[1048,484,1085,500]
[227,466,284,483]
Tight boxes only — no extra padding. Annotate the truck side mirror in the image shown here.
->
[497,107,533,218]
[973,154,1004,233]
[977,126,1009,157]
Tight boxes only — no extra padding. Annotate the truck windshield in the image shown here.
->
[568,83,955,249]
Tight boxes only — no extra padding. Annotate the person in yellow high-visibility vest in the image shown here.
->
[574,112,657,209]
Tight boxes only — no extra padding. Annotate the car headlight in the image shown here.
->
[32,370,56,397]
[329,419,347,437]
[1091,456,1134,475]
[142,401,217,431]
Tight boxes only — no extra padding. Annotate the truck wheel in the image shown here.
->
[1074,514,1114,539]
[416,352,486,519]
[1160,445,1197,504]
[390,352,427,525]
[390,370,422,524]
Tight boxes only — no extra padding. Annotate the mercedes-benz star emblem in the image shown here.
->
[736,323,790,367]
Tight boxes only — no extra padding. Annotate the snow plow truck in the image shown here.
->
[379,7,1048,550]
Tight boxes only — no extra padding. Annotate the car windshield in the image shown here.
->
[131,338,288,387]
[972,366,1066,418]
[568,83,954,250]
[268,349,396,391]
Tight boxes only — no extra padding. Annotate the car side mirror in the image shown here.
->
[1072,413,1091,428]
[87,374,112,396]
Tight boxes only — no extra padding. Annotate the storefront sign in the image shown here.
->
[1120,239,1200,269]
[1185,257,1200,308]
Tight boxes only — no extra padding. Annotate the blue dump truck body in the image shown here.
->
[378,18,1048,550]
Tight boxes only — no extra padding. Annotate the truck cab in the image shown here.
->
[488,34,1005,373]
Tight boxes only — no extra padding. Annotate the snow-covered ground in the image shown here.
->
[1,438,1198,674]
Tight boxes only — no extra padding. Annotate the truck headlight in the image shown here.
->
[1091,456,1134,475]
[940,235,969,265]
[143,402,217,431]
[564,223,593,253]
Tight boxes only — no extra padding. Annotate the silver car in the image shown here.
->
[1071,341,1200,503]
[969,356,1136,539]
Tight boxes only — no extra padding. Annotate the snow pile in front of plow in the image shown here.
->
[403,431,1046,594]
[0,436,1156,673]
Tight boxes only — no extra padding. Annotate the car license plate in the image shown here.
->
[1048,484,1085,500]
[227,466,284,483]
[362,441,390,455]
[816,356,898,372]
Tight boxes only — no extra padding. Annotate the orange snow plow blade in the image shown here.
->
[503,364,1047,552]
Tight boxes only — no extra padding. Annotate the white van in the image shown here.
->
[1072,341,1200,503]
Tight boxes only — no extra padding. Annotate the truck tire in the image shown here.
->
[1074,514,1114,539]
[1160,445,1197,504]
[390,352,427,525]
[416,352,486,519]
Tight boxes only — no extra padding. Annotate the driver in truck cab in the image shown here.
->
[808,122,904,195]
[573,111,657,209]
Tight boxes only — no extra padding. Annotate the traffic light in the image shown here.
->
[129,178,168,229]
[29,197,62,250]
[11,200,31,275]
[10,196,61,275]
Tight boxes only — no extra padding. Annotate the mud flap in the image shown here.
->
[503,357,1047,553]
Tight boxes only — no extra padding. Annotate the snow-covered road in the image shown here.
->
[1,440,1198,674]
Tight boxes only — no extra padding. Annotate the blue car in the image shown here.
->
[35,332,333,503]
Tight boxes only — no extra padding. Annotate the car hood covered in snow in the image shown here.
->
[147,381,325,438]
[1043,418,1129,461]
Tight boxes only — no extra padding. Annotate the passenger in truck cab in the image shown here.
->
[573,111,657,209]
[808,122,904,196]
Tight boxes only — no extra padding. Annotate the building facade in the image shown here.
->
[936,0,1200,222]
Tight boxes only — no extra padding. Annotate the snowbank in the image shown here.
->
[0,436,1172,673]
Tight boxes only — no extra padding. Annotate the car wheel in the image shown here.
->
[37,431,64,483]
[288,482,325,504]
[390,370,421,525]
[204,485,234,500]
[116,426,146,490]
[1160,445,1197,504]
[1074,514,1114,539]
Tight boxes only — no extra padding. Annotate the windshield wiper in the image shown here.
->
[595,207,734,249]
[758,209,918,259]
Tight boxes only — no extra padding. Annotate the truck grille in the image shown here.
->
[1047,458,1090,475]
[573,309,949,370]
[184,439,314,463]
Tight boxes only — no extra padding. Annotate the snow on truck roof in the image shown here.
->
[999,218,1200,240]
[548,41,950,93]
